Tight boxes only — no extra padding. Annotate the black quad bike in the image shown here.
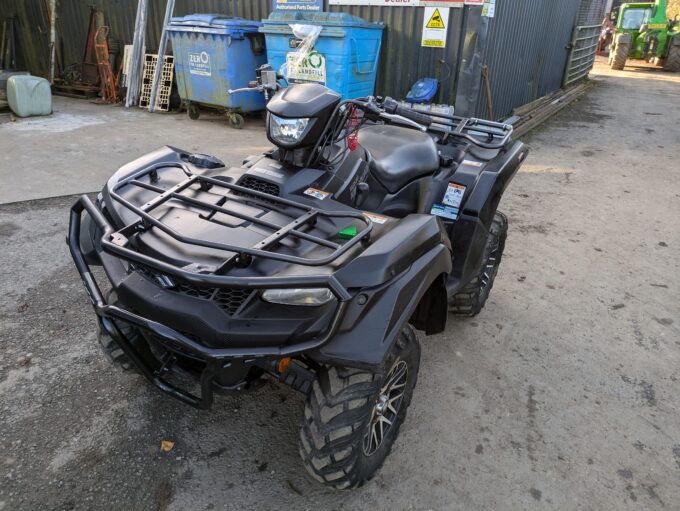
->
[68,76,527,488]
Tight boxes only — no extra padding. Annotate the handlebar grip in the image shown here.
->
[383,97,433,127]
[394,105,433,127]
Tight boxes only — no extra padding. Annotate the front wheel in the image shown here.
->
[299,324,420,489]
[610,42,630,70]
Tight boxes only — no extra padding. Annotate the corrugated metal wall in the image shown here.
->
[0,0,274,79]
[475,0,581,119]
[0,0,465,104]
[326,5,465,106]
[577,0,609,24]
[1,0,605,119]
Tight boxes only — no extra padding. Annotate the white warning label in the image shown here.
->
[442,183,466,208]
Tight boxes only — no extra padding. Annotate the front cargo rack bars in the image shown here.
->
[102,162,372,284]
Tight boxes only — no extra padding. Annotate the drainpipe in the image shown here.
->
[48,0,57,83]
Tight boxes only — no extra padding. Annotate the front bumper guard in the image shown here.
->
[68,195,349,409]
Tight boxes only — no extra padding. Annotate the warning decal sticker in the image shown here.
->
[363,212,388,224]
[442,183,466,209]
[430,203,459,221]
[304,187,330,200]
[421,6,449,48]
[426,8,445,28]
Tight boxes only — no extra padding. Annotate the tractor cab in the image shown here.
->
[618,4,653,32]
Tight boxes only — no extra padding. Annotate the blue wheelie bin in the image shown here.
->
[260,12,384,100]
[167,15,267,128]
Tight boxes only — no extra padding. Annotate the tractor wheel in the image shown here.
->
[299,324,420,489]
[610,42,630,70]
[449,211,508,317]
[663,45,680,72]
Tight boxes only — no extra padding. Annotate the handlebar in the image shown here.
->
[383,97,433,127]
[228,64,283,100]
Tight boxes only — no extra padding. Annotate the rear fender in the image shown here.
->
[450,140,526,286]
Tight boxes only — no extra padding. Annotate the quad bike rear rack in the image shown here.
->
[67,163,375,408]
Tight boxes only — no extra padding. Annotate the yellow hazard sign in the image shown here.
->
[426,9,445,29]
[421,7,449,48]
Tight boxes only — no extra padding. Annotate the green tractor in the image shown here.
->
[609,0,680,71]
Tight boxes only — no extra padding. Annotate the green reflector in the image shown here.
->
[338,225,357,239]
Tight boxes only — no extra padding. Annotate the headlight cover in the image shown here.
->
[261,288,335,306]
[269,114,310,145]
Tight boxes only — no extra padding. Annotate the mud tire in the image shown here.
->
[663,45,680,72]
[299,324,420,489]
[448,211,508,317]
[610,42,630,70]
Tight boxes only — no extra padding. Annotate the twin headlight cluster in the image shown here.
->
[261,287,335,306]
[268,114,310,146]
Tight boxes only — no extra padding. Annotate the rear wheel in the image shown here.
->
[299,324,420,489]
[663,45,680,72]
[610,42,630,70]
[449,211,508,317]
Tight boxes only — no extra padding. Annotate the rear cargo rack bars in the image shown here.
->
[429,114,513,149]
[103,162,372,281]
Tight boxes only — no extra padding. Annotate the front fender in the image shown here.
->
[311,242,451,368]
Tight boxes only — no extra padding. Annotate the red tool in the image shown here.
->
[94,26,116,102]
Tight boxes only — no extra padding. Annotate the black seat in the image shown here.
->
[358,124,440,193]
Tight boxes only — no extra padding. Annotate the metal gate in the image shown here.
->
[563,24,601,86]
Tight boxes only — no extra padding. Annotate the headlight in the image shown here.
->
[269,114,310,145]
[261,288,335,306]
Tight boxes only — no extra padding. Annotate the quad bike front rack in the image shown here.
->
[105,161,373,288]
[67,163,377,408]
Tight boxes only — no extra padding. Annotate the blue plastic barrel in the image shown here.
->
[167,15,267,113]
[260,12,384,100]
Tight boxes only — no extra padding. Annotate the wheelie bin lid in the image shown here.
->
[168,14,262,35]
[261,11,384,30]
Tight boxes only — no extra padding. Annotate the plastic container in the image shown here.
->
[167,15,267,119]
[7,75,52,117]
[260,12,384,100]
[397,100,455,132]
[406,78,439,103]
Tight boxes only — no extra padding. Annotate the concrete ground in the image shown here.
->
[0,99,270,204]
[1,59,679,511]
